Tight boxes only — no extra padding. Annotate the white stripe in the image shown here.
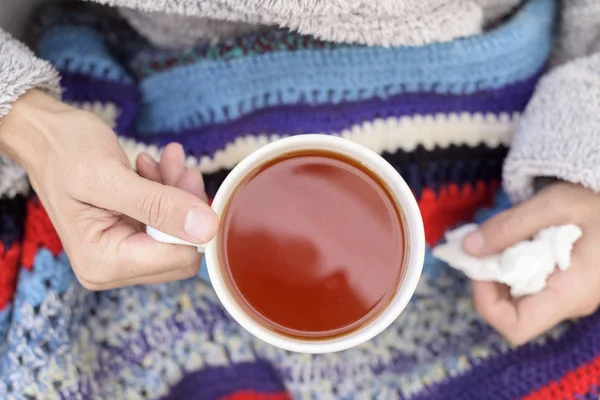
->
[67,101,120,129]
[71,101,517,175]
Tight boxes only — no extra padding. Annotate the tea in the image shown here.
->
[220,151,407,339]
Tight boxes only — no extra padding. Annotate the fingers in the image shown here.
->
[160,143,187,186]
[473,281,568,345]
[74,228,203,288]
[551,233,600,317]
[472,282,516,339]
[137,147,207,201]
[136,153,162,183]
[464,190,567,256]
[86,163,218,244]
[81,248,203,290]
[177,169,208,202]
[116,231,203,276]
[162,143,207,201]
[82,268,197,290]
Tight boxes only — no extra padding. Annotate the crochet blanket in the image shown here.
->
[2,0,600,398]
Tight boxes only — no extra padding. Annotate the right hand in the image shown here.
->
[0,89,218,290]
[464,183,600,345]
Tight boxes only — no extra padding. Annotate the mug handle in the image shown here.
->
[146,226,206,253]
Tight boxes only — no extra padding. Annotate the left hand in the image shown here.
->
[0,90,217,290]
[463,182,600,345]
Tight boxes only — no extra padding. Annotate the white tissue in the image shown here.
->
[432,224,582,297]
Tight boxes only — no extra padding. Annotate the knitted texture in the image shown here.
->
[0,30,61,120]
[3,0,600,204]
[504,53,600,201]
[6,1,600,399]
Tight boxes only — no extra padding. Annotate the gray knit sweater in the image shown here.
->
[0,0,599,203]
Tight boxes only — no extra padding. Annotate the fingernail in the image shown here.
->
[464,230,485,254]
[184,206,215,243]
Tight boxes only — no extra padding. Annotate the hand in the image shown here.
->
[463,182,600,345]
[0,90,218,290]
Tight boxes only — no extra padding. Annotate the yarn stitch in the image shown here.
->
[5,1,600,399]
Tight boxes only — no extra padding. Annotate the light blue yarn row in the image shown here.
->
[0,249,75,345]
[11,250,75,324]
[37,26,133,83]
[199,257,210,283]
[1,247,210,330]
[136,0,555,133]
[0,306,11,343]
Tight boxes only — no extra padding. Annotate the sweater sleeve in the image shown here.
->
[503,0,600,202]
[0,28,61,199]
[0,29,61,119]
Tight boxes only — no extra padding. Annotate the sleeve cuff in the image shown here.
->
[504,54,600,202]
[0,30,61,120]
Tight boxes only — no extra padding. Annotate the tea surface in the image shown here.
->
[221,152,406,338]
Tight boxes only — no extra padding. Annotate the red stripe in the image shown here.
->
[219,391,291,400]
[0,242,22,310]
[523,356,600,400]
[21,199,62,270]
[0,199,62,309]
[419,181,499,246]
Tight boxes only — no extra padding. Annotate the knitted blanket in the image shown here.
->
[3,0,600,399]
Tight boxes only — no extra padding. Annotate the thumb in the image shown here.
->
[463,192,561,256]
[88,164,218,244]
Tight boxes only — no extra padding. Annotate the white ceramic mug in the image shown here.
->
[147,134,425,353]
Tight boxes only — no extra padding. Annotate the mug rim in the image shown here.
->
[205,134,425,353]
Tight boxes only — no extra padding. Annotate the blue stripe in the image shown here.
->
[0,305,11,341]
[12,250,75,324]
[137,0,554,133]
[37,26,133,83]
[198,257,210,284]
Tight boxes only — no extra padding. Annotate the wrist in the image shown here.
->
[0,89,70,173]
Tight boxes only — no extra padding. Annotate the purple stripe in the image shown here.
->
[59,73,139,137]
[59,70,539,157]
[162,361,287,400]
[580,386,600,400]
[413,312,600,400]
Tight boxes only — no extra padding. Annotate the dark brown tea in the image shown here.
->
[220,151,406,339]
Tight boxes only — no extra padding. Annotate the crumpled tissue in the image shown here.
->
[432,224,582,297]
